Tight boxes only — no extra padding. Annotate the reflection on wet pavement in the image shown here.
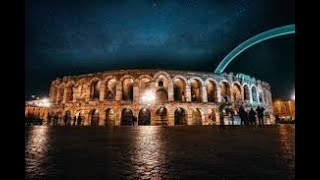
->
[25,125,295,179]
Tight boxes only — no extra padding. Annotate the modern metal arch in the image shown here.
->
[214,24,295,74]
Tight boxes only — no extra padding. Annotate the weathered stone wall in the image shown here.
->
[47,69,274,126]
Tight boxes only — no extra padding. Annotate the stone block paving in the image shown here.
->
[25,125,295,179]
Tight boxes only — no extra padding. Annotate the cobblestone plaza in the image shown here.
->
[25,125,294,179]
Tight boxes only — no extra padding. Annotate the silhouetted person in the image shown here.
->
[77,116,82,126]
[229,108,235,126]
[73,116,77,126]
[239,106,246,126]
[63,114,68,126]
[256,106,265,126]
[219,104,225,126]
[249,108,257,126]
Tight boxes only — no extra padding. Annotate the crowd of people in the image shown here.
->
[238,105,265,126]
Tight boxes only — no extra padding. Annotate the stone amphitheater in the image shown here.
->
[47,69,274,126]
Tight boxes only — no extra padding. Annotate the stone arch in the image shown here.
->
[243,84,250,101]
[75,78,87,101]
[121,75,135,101]
[189,77,203,102]
[219,80,231,102]
[75,78,87,87]
[153,71,171,81]
[206,79,218,102]
[105,108,116,126]
[89,109,99,126]
[172,76,187,102]
[156,107,168,125]
[192,108,202,125]
[251,85,258,102]
[154,73,170,104]
[174,107,187,125]
[57,83,65,104]
[138,74,154,82]
[138,108,151,125]
[89,78,101,100]
[65,81,75,102]
[121,108,134,125]
[103,77,117,101]
[232,82,242,101]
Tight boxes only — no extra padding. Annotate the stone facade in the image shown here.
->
[47,69,274,126]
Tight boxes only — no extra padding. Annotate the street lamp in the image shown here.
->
[41,98,51,107]
[141,90,155,105]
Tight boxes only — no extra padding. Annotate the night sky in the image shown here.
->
[25,0,294,100]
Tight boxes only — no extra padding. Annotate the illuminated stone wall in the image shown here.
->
[47,69,274,126]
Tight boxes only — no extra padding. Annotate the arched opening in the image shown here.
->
[156,107,168,125]
[173,78,186,101]
[66,83,74,102]
[89,109,100,126]
[63,110,72,126]
[233,83,242,101]
[207,80,217,102]
[252,86,258,102]
[90,80,100,100]
[158,80,163,87]
[259,92,263,103]
[57,85,64,103]
[220,82,231,102]
[190,79,202,102]
[104,79,117,101]
[155,75,169,104]
[192,108,202,125]
[105,108,116,126]
[174,108,187,125]
[208,109,217,124]
[121,108,134,125]
[244,85,250,101]
[122,78,134,101]
[138,108,151,125]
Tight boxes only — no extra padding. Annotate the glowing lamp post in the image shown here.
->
[141,90,155,106]
[41,98,51,107]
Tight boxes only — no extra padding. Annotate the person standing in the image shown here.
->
[256,106,265,126]
[249,108,257,126]
[239,105,246,126]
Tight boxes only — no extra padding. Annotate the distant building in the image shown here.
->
[25,98,50,122]
[273,100,295,120]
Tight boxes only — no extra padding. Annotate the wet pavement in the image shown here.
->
[25,125,295,179]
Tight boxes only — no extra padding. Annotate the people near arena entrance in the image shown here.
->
[249,108,257,126]
[239,105,246,126]
[256,106,265,126]
[77,116,82,126]
[73,116,77,126]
